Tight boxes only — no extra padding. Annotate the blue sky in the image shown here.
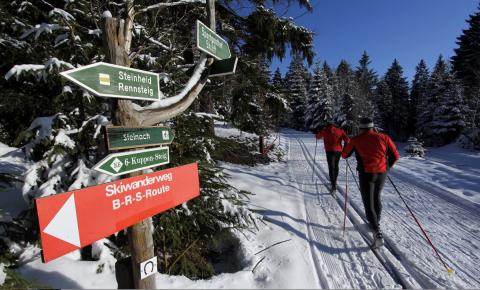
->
[253,0,479,82]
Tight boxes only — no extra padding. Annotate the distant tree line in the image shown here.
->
[274,4,480,148]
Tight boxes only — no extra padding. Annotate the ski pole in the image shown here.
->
[343,161,348,236]
[312,139,318,180]
[346,159,360,191]
[387,176,454,274]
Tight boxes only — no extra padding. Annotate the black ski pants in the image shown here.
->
[326,151,341,189]
[358,171,387,231]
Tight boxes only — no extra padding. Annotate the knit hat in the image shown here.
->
[359,117,374,129]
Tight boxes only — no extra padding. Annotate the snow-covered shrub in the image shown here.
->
[458,128,480,150]
[404,137,426,157]
[148,113,256,279]
[20,113,111,204]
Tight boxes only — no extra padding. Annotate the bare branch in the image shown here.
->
[138,0,206,14]
[133,55,212,125]
[124,0,135,54]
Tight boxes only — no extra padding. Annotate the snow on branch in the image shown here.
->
[147,37,170,50]
[49,8,75,21]
[5,57,74,82]
[139,0,206,13]
[5,64,44,81]
[20,23,68,40]
[136,56,207,111]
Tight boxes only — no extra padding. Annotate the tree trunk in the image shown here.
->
[103,17,156,289]
[203,0,216,136]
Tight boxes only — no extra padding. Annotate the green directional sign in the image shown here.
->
[94,147,169,176]
[210,57,238,77]
[60,62,163,101]
[185,57,238,78]
[196,20,231,60]
[106,126,174,150]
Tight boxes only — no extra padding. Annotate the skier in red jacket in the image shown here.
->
[341,118,400,248]
[315,122,350,193]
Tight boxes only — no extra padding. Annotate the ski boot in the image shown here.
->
[372,229,384,249]
[330,184,336,196]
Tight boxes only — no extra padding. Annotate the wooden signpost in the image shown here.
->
[45,1,223,288]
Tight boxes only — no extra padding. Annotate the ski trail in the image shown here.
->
[281,134,326,289]
[303,134,480,289]
[282,130,400,289]
[296,137,420,289]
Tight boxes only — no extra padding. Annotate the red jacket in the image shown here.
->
[315,125,350,152]
[341,130,400,173]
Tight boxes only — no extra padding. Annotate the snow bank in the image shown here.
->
[17,241,117,289]
[0,264,5,286]
[0,142,16,156]
[214,121,258,140]
[396,142,480,205]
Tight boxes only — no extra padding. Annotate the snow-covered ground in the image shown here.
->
[1,128,479,288]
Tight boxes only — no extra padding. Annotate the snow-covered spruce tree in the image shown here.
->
[272,68,286,94]
[419,56,449,145]
[374,79,394,133]
[151,113,257,278]
[307,64,334,132]
[383,59,410,141]
[267,68,290,129]
[285,53,309,130]
[417,57,447,144]
[452,4,480,149]
[355,51,377,119]
[404,137,426,158]
[452,4,480,128]
[333,60,358,134]
[229,56,272,153]
[411,60,431,137]
[304,63,322,131]
[322,61,334,83]
[429,69,466,146]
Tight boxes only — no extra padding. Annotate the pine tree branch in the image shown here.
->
[166,239,198,274]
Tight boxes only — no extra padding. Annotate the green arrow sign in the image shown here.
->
[196,20,231,60]
[94,147,169,176]
[106,126,174,150]
[185,57,238,78]
[210,57,238,77]
[60,62,163,101]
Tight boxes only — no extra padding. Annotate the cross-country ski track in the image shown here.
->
[227,129,479,289]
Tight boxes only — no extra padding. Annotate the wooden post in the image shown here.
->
[204,0,216,136]
[103,15,156,289]
[101,1,216,288]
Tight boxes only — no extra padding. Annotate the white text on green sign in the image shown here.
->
[196,20,231,60]
[60,62,163,101]
[94,147,169,176]
[106,126,174,150]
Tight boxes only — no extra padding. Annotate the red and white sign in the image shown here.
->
[35,163,200,263]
